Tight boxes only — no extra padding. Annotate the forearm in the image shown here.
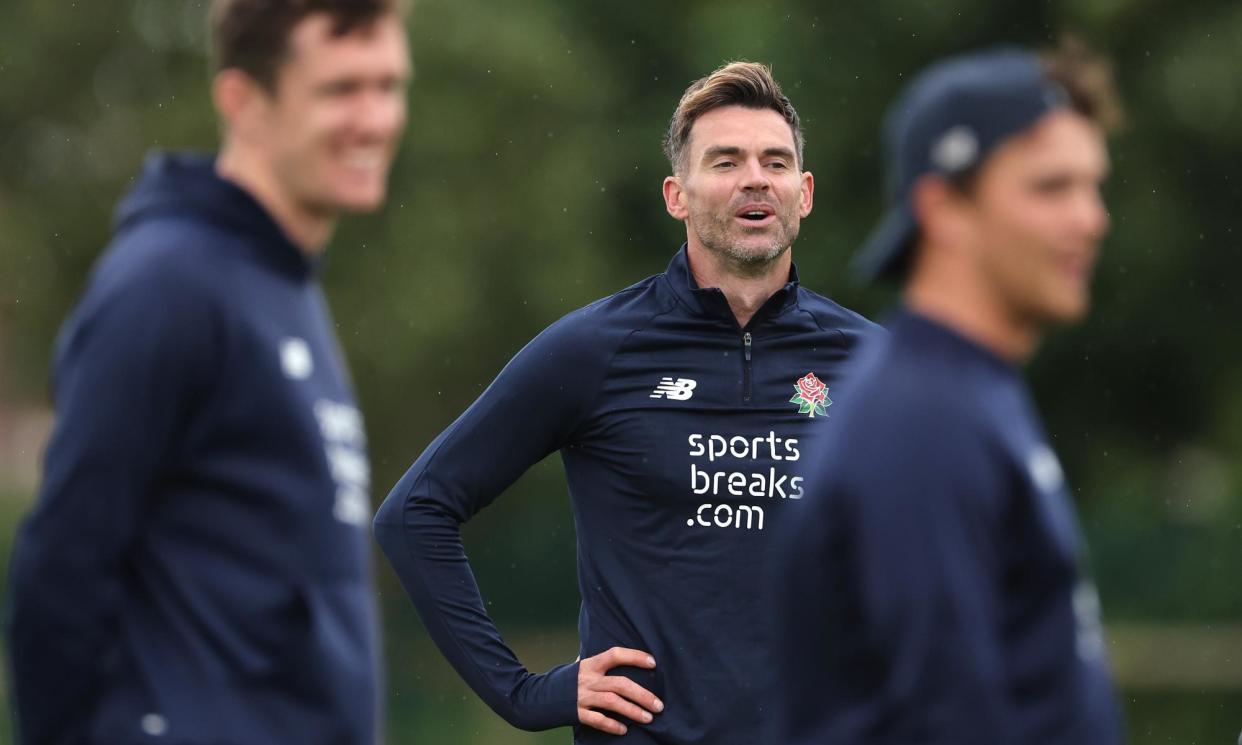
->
[374,498,578,730]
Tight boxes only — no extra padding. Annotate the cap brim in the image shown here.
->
[850,201,918,285]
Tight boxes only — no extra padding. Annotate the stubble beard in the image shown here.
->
[688,206,800,276]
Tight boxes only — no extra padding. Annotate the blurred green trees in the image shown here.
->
[2,0,1241,741]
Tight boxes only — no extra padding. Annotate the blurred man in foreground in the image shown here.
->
[772,43,1125,744]
[374,61,876,743]
[6,1,409,742]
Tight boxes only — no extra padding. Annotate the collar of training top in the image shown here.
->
[664,244,801,327]
[115,151,321,280]
[888,304,1020,374]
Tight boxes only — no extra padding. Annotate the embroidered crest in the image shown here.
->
[789,372,831,418]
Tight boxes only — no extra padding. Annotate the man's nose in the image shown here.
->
[739,158,770,191]
[356,88,407,140]
[1079,187,1109,241]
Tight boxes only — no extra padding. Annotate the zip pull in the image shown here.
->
[741,332,754,402]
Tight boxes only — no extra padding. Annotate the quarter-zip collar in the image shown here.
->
[662,243,801,328]
[888,305,1021,377]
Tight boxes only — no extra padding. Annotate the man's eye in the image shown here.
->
[378,76,408,94]
[1031,176,1073,194]
[323,81,358,96]
[767,161,789,170]
[714,161,736,169]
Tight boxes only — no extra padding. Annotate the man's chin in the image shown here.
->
[691,219,793,266]
[726,239,789,265]
[1043,292,1091,326]
[1061,299,1091,325]
[333,189,388,214]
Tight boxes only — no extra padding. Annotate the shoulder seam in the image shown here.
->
[568,292,681,443]
[795,289,879,347]
[797,305,850,348]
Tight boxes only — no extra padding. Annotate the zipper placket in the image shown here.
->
[742,331,753,403]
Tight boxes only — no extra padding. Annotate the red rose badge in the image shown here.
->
[790,372,831,418]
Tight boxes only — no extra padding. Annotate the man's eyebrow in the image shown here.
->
[702,145,742,160]
[761,146,796,160]
[701,145,796,161]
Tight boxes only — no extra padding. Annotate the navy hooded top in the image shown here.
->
[770,308,1122,745]
[373,247,878,744]
[7,153,380,745]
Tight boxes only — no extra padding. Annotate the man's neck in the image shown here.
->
[904,263,1040,364]
[686,241,792,329]
[215,146,335,257]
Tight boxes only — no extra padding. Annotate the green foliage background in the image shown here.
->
[2,0,1241,741]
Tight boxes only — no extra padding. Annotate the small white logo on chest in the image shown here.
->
[650,377,697,400]
[280,337,313,380]
[1027,444,1065,494]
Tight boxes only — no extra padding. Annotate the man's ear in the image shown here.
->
[212,68,266,143]
[663,175,689,221]
[798,170,814,218]
[912,174,971,250]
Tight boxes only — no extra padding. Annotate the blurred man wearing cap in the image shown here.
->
[770,43,1124,744]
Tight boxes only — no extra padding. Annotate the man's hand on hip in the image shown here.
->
[577,647,664,736]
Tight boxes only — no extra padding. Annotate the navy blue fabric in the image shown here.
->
[7,153,380,745]
[374,247,878,743]
[771,308,1122,745]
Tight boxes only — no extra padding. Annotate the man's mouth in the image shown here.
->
[735,204,776,226]
[1058,252,1095,283]
[340,148,387,174]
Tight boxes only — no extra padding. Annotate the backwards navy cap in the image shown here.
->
[851,47,1071,282]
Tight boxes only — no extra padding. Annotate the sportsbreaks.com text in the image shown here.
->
[686,432,804,530]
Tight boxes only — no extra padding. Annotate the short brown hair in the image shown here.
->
[210,0,404,91]
[664,61,804,175]
[1040,36,1124,133]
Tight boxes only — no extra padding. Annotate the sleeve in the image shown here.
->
[372,313,610,731]
[6,259,218,744]
[771,404,1012,745]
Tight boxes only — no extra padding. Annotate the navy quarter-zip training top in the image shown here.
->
[771,308,1122,745]
[374,247,878,744]
[7,153,380,745]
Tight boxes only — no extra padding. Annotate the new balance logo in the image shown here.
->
[650,377,697,400]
